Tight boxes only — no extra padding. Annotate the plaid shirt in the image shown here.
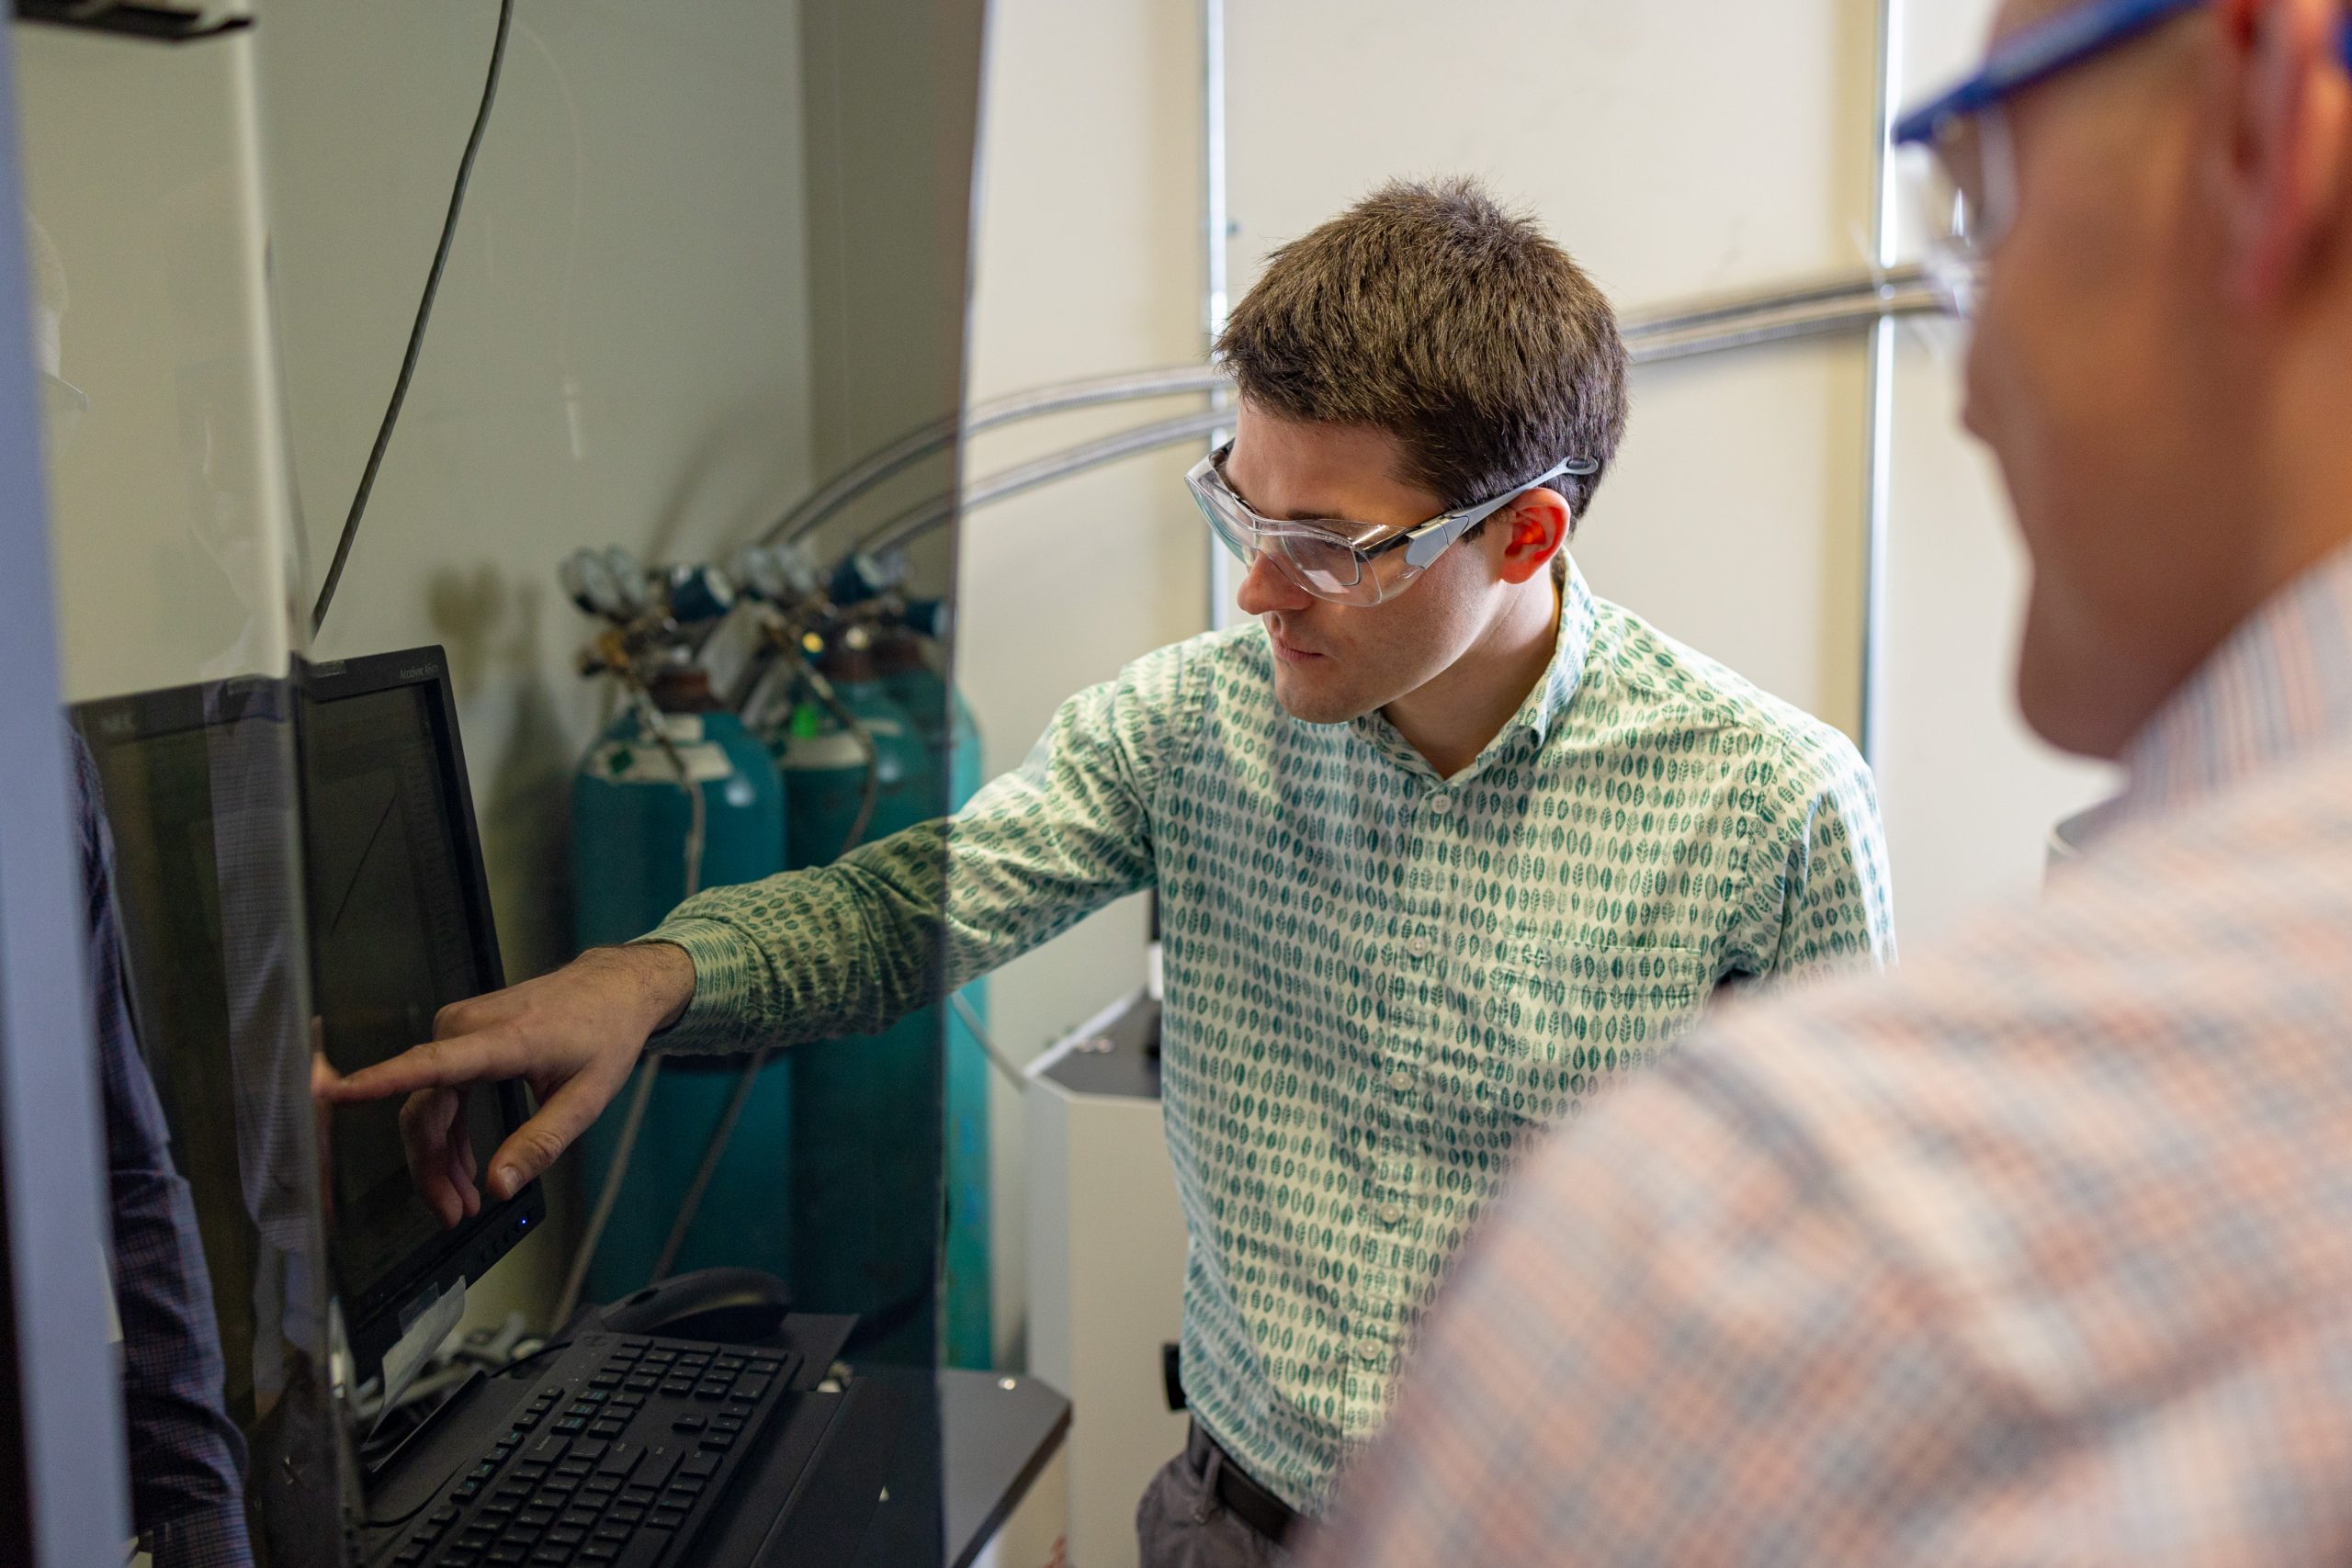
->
[653,562,1894,1509]
[1309,542,2352,1565]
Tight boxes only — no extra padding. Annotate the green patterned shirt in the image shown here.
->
[649,563,1895,1511]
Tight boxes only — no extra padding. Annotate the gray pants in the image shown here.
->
[1134,1427,1300,1568]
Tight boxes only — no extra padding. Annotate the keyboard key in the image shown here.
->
[455,1480,484,1502]
[596,1442,643,1478]
[579,1549,616,1565]
[489,1547,528,1564]
[445,1553,481,1568]
[518,1508,558,1529]
[589,1422,628,1439]
[530,1549,569,1565]
[394,1546,427,1565]
[699,1434,733,1451]
[711,1418,743,1434]
[613,1536,671,1568]
[733,1377,772,1403]
[680,1450,722,1479]
[555,1418,588,1436]
[693,1385,729,1402]
[618,1486,657,1506]
[560,1509,600,1529]
[610,1394,645,1409]
[610,1507,645,1525]
[430,1506,463,1530]
[637,1446,683,1487]
[527,1435,573,1463]
[670,1416,706,1433]
[571,1439,608,1461]
[461,1528,499,1549]
[548,1529,587,1547]
[647,1508,688,1531]
[556,1459,594,1476]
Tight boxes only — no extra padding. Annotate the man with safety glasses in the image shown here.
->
[324,177,1894,1566]
[1308,3,2352,1563]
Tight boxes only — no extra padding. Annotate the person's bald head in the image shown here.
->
[1947,0,2352,759]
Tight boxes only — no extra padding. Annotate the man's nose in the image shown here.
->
[1235,550,1311,616]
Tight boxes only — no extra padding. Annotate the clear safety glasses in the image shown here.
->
[1185,444,1595,607]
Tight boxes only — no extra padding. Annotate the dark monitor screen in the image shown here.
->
[75,649,542,1398]
[299,656,540,1356]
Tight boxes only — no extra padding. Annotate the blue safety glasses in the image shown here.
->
[1894,0,2352,314]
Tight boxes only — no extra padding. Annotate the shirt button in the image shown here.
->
[1387,1066,1414,1094]
[1377,1201,1405,1226]
[1355,1338,1384,1366]
[1406,934,1431,959]
[1427,791,1453,816]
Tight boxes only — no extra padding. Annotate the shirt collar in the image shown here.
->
[1349,554,1600,779]
[2114,539,2352,824]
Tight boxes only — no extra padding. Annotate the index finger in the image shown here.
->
[320,1028,532,1105]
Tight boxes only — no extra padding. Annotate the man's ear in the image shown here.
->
[1494,486,1572,586]
[2211,0,2351,308]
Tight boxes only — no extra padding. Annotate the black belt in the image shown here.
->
[1188,1419,1302,1547]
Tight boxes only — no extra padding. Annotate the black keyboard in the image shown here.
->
[379,1332,802,1568]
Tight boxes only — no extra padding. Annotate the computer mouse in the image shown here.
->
[600,1267,794,1346]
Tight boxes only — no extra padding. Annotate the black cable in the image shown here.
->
[310,0,516,639]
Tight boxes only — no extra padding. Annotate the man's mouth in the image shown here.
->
[1267,625,1327,664]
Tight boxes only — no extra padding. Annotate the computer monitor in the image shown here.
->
[298,647,544,1387]
[73,647,543,1404]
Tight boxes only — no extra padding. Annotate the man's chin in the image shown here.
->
[1270,665,1369,727]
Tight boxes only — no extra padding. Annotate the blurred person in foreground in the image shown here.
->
[1308,0,2352,1561]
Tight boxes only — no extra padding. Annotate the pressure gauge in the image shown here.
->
[771,543,822,602]
[663,563,737,625]
[729,546,789,605]
[559,548,624,619]
[603,546,650,615]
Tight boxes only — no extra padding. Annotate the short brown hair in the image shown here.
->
[1216,176,1629,524]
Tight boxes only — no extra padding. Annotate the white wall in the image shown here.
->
[258,0,821,988]
[958,0,1209,1368]
[20,23,304,701]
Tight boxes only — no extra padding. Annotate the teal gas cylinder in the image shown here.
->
[876,616,991,1370]
[775,628,947,1365]
[569,667,792,1303]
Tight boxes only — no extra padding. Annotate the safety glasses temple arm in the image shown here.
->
[1398,455,1594,570]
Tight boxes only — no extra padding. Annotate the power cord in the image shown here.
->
[311,0,516,637]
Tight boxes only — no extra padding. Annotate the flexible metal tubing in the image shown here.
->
[850,267,1945,558]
